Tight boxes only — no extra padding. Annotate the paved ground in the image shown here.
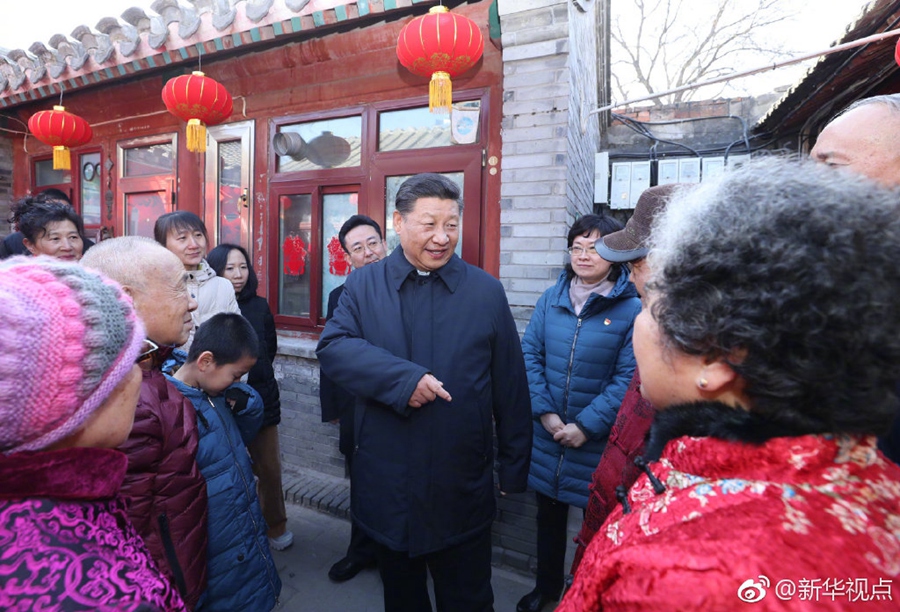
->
[273,501,535,612]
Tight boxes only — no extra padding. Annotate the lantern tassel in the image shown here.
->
[52,146,71,170]
[429,71,452,114]
[186,118,207,153]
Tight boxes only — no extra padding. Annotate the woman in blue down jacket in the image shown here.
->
[516,214,640,612]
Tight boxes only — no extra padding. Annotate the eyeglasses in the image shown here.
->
[349,238,383,256]
[566,245,599,257]
[136,339,160,365]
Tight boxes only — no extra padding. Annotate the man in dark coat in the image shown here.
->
[810,93,900,464]
[317,173,532,612]
[320,214,387,582]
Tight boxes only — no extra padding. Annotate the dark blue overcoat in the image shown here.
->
[317,248,532,556]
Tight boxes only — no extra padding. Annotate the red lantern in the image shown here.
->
[28,105,93,170]
[161,71,233,153]
[396,5,484,113]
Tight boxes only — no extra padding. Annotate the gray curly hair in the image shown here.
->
[647,158,900,435]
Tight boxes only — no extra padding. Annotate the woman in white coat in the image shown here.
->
[154,211,239,351]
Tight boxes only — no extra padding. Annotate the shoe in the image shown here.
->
[516,588,556,612]
[328,556,375,582]
[268,531,294,551]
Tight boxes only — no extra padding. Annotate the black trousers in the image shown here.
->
[375,528,494,612]
[534,491,571,598]
[345,452,378,564]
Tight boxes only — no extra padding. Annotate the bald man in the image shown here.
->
[812,93,900,464]
[82,237,209,607]
[811,94,900,186]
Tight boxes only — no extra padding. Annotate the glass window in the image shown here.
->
[384,173,463,256]
[126,192,166,238]
[80,153,102,226]
[217,140,243,246]
[275,116,362,172]
[321,192,358,315]
[379,101,481,151]
[35,160,70,186]
[279,194,312,317]
[124,143,174,177]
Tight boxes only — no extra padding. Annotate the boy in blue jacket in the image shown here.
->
[165,312,282,611]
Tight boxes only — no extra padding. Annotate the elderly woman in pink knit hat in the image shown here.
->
[0,257,187,611]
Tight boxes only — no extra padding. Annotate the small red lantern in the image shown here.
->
[161,71,233,153]
[28,105,93,170]
[396,5,484,113]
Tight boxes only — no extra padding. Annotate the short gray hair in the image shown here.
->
[834,93,900,122]
[647,157,900,435]
[81,236,180,292]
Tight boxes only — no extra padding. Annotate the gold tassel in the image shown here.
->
[430,71,452,114]
[186,118,207,153]
[52,146,71,170]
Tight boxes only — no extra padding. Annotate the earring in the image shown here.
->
[698,378,709,389]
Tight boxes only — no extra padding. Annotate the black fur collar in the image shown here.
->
[643,401,819,461]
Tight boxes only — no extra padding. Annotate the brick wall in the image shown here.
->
[274,336,346,480]
[498,0,571,334]
[608,94,780,156]
[497,0,601,332]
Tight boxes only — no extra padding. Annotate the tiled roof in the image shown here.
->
[0,0,435,109]
[754,0,898,135]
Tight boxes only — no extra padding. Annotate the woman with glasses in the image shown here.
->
[517,214,641,612]
[154,211,240,351]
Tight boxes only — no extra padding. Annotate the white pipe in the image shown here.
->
[591,27,900,114]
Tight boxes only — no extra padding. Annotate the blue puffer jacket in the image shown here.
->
[164,354,281,612]
[523,270,640,508]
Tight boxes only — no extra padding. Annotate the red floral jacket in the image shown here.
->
[560,432,900,611]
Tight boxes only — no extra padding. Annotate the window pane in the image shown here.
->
[126,192,166,238]
[218,140,243,246]
[275,116,361,172]
[279,194,312,317]
[80,153,102,225]
[321,192,358,315]
[124,143,174,177]
[35,160,70,186]
[385,173,463,256]
[379,102,481,151]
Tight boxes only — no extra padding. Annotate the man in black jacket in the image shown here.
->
[318,174,532,612]
[320,214,387,582]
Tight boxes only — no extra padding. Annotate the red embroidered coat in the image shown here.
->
[0,448,187,611]
[560,434,900,611]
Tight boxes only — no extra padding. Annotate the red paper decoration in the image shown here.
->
[396,5,484,113]
[27,105,93,170]
[161,71,233,153]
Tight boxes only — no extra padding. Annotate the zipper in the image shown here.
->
[554,317,583,498]
[206,391,279,598]
[158,513,189,599]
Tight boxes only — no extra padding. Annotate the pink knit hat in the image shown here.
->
[0,257,145,454]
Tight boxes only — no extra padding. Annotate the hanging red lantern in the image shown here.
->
[28,105,93,170]
[161,71,233,153]
[396,5,484,113]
